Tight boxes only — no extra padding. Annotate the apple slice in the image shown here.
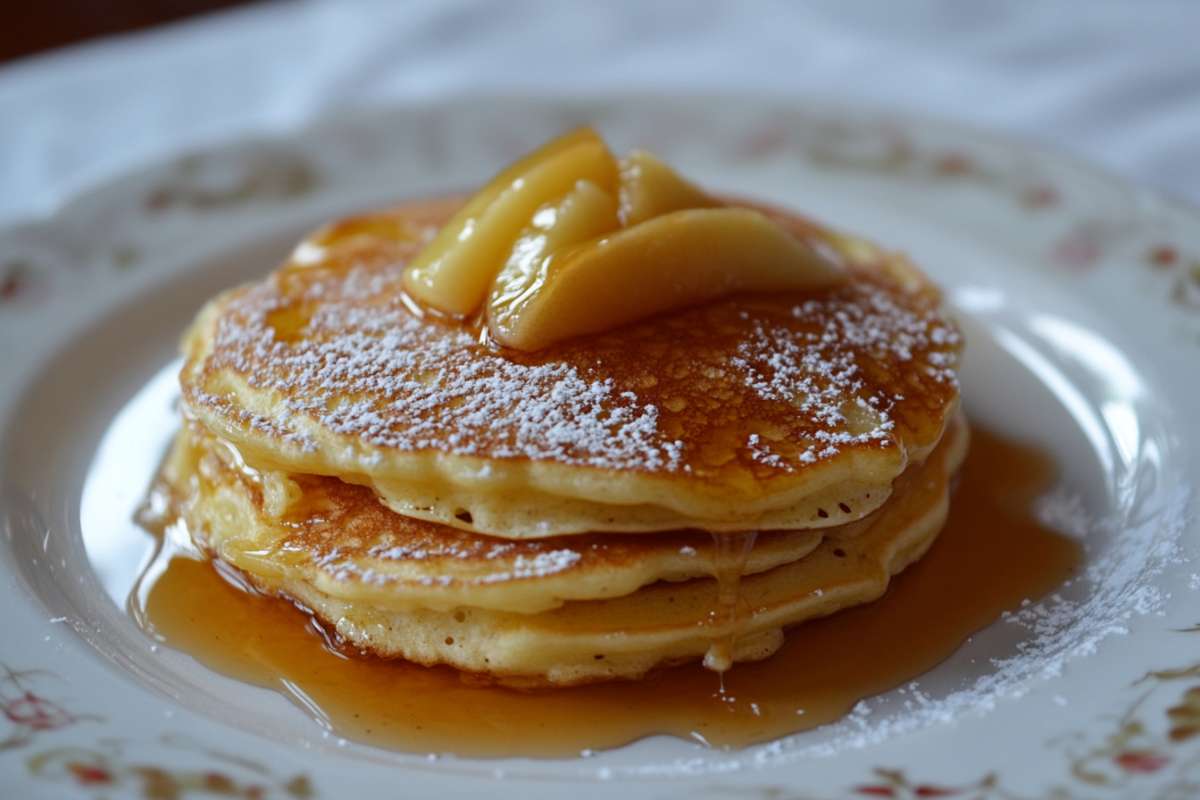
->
[487,207,846,351]
[617,150,720,226]
[403,128,617,316]
[488,180,619,340]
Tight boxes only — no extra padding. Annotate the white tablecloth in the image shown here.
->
[1,0,1197,224]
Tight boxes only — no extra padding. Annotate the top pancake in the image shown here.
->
[180,199,962,538]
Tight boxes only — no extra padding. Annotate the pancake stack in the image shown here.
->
[166,143,965,687]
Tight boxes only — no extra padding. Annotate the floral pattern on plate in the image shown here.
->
[0,96,1196,798]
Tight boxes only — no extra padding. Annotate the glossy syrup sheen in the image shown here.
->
[132,426,1080,758]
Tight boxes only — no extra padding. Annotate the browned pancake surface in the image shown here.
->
[182,200,960,500]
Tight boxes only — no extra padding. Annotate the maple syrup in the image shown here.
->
[704,530,758,673]
[132,426,1080,758]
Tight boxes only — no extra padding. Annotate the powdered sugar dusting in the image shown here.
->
[186,255,960,477]
[202,294,678,471]
[312,538,582,588]
[478,551,582,585]
[596,482,1193,781]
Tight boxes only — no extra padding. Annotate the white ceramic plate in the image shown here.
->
[1,95,1198,799]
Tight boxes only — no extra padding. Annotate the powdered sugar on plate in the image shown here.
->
[601,481,1195,779]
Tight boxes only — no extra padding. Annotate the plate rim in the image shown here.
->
[1,92,1198,799]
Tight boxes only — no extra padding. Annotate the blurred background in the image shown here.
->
[2,0,1198,224]
[4,0,254,62]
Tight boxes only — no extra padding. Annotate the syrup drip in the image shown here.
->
[704,531,758,676]
[132,426,1081,758]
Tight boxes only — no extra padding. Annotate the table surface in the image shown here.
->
[1,0,1197,226]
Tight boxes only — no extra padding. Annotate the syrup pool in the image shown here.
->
[128,426,1079,758]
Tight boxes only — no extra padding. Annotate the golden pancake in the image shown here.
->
[150,131,973,699]
[176,412,967,686]
[162,423,827,614]
[179,200,962,538]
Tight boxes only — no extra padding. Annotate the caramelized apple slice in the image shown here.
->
[617,150,720,226]
[488,208,846,351]
[403,128,617,316]
[488,180,619,339]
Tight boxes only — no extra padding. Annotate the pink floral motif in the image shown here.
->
[29,745,314,799]
[1140,243,1200,311]
[734,116,1200,324]
[3,690,75,731]
[1148,245,1179,268]
[1172,264,1200,309]
[847,769,992,799]
[0,662,315,797]
[0,260,32,303]
[1048,223,1108,270]
[67,762,114,786]
[736,122,789,160]
[1020,184,1060,209]
[143,148,318,214]
[0,665,98,750]
[932,152,973,176]
[754,119,1069,218]
[1114,750,1171,773]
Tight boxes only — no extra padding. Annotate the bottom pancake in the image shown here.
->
[166,413,968,686]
